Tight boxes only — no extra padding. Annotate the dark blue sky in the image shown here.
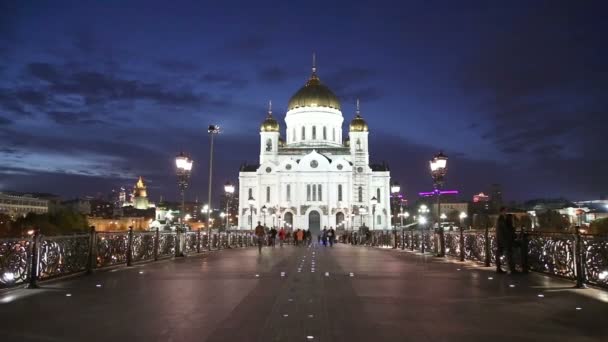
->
[1,0,607,203]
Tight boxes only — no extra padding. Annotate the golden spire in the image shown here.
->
[356,98,361,116]
[136,176,145,188]
[312,52,316,74]
[268,100,272,116]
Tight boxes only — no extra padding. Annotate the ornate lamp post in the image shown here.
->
[370,196,378,230]
[459,211,467,229]
[248,196,255,231]
[224,181,235,230]
[390,182,401,228]
[429,151,448,223]
[175,152,193,257]
[261,205,267,227]
[418,204,429,253]
[206,125,221,235]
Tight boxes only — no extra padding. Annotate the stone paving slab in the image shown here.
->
[0,244,606,341]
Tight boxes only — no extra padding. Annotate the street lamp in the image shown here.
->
[248,196,255,231]
[224,181,235,230]
[175,152,193,257]
[390,182,400,228]
[459,211,467,229]
[359,205,367,229]
[418,204,430,253]
[429,151,448,221]
[370,196,378,230]
[206,124,221,236]
[261,205,267,227]
[220,212,226,228]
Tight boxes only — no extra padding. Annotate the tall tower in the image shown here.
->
[133,176,149,210]
[259,100,280,164]
[349,99,370,225]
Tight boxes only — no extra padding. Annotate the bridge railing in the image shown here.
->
[0,228,256,289]
[348,228,608,289]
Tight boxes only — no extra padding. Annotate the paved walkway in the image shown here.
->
[1,244,607,342]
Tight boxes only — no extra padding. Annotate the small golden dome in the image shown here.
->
[350,114,368,132]
[260,113,279,132]
[260,100,280,132]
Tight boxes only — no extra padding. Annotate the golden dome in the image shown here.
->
[287,62,341,111]
[260,101,279,132]
[260,113,279,132]
[349,114,368,132]
[349,100,368,132]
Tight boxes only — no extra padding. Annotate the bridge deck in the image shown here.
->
[1,244,607,342]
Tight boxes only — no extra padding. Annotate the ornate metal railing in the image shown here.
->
[0,228,256,289]
[350,228,608,289]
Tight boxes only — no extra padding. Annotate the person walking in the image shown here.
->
[270,227,278,247]
[496,207,517,274]
[255,221,265,253]
[322,228,328,247]
[296,229,304,246]
[328,227,335,247]
[278,227,286,247]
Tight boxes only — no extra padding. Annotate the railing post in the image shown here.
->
[153,228,160,261]
[438,228,445,257]
[86,225,96,274]
[410,228,414,251]
[421,229,426,254]
[520,227,528,273]
[401,229,405,250]
[459,226,465,262]
[175,228,181,257]
[484,225,491,267]
[196,230,201,253]
[126,226,133,266]
[574,226,585,288]
[26,228,41,289]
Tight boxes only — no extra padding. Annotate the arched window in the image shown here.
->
[286,184,291,201]
[377,215,382,225]
[301,126,305,140]
[323,126,327,140]
[307,184,311,201]
[377,188,381,203]
[266,186,271,203]
[292,128,296,142]
[266,139,272,152]
[358,186,363,203]
[332,128,336,141]
[312,126,316,139]
[356,139,362,150]
[318,184,322,201]
[312,184,317,201]
[338,184,343,202]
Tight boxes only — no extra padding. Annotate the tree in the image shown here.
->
[536,210,569,231]
[9,210,89,237]
[589,218,608,234]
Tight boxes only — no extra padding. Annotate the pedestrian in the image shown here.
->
[328,227,335,247]
[255,221,265,253]
[296,229,304,246]
[496,207,517,274]
[317,234,321,245]
[322,227,328,246]
[270,227,278,247]
[278,227,286,247]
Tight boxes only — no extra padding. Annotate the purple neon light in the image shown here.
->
[418,190,459,197]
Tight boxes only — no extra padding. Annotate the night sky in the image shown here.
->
[1,0,607,203]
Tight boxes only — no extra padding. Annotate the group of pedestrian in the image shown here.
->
[495,206,520,275]
[317,226,336,247]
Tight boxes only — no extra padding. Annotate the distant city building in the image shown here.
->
[473,192,490,203]
[89,199,114,218]
[62,198,91,215]
[489,184,503,213]
[132,176,150,210]
[0,192,49,218]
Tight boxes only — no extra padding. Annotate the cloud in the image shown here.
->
[201,72,249,89]
[258,66,292,83]
[158,59,199,73]
[0,115,13,125]
[47,111,107,125]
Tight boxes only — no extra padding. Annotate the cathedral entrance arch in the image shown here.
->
[308,210,321,236]
[283,212,293,228]
[336,212,345,228]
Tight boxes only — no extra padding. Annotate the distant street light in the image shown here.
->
[175,152,193,257]
[224,181,235,230]
[370,196,378,230]
[248,196,255,231]
[459,211,467,229]
[261,205,267,227]
[429,151,448,222]
[390,182,400,228]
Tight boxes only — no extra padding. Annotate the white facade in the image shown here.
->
[238,64,391,233]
